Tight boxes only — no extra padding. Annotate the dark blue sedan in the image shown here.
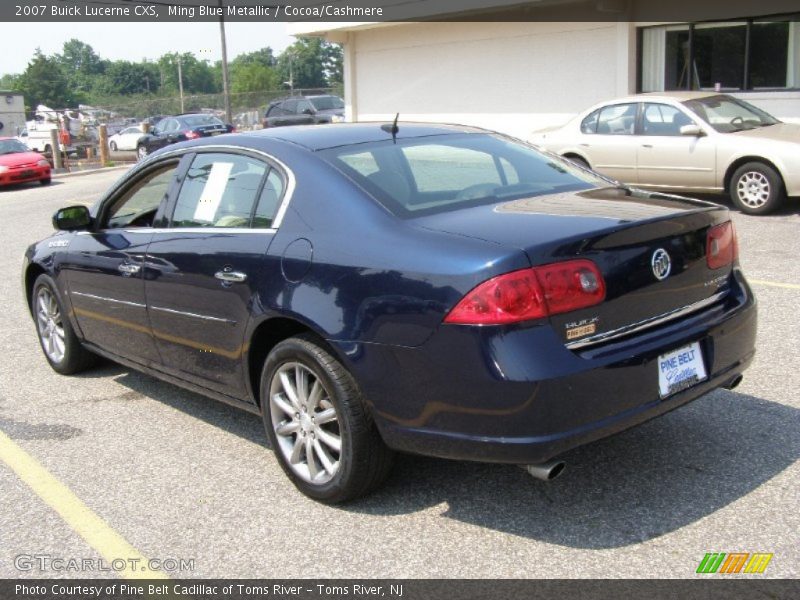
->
[23,123,757,502]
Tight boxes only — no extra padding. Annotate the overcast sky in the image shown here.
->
[1,22,295,75]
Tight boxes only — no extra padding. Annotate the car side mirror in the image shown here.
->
[302,108,313,115]
[680,124,704,137]
[53,205,91,231]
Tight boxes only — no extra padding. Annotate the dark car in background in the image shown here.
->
[263,95,345,128]
[24,123,756,503]
[136,114,234,159]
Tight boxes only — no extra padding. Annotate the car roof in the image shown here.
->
[608,91,722,104]
[248,122,488,151]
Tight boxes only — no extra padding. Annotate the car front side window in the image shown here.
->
[642,103,693,136]
[170,153,269,228]
[103,163,179,229]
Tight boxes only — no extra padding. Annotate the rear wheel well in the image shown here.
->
[724,156,784,192]
[562,153,590,168]
[247,318,337,408]
[24,263,46,315]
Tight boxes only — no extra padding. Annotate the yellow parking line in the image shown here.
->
[750,279,800,290]
[0,429,167,579]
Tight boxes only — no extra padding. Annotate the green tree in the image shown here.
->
[17,49,77,111]
[93,61,159,96]
[232,48,276,69]
[230,62,279,93]
[0,73,21,90]
[322,43,343,86]
[277,38,329,89]
[157,53,219,94]
[57,39,105,98]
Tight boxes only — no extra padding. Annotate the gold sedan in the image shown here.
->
[530,92,800,215]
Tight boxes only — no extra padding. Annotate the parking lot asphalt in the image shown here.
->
[0,171,798,579]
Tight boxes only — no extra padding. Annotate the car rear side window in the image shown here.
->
[321,133,602,218]
[596,103,637,135]
[171,153,268,228]
[253,170,285,228]
[581,109,600,134]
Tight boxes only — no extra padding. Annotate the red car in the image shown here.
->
[0,137,51,187]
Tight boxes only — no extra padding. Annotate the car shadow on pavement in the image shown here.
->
[86,362,268,448]
[345,389,799,549]
[94,365,798,549]
[0,181,64,192]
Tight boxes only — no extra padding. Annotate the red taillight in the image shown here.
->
[444,259,606,325]
[185,130,201,139]
[706,221,738,269]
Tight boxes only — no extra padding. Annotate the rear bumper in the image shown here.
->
[339,269,757,465]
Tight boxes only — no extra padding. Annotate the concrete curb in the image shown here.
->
[52,164,133,179]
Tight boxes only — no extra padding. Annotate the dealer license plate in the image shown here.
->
[657,342,707,398]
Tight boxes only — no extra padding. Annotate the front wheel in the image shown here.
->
[261,334,394,503]
[729,162,785,215]
[32,274,96,374]
[136,144,148,160]
[40,177,51,185]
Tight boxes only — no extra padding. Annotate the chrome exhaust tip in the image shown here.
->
[523,460,566,481]
[724,375,743,390]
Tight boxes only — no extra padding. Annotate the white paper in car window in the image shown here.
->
[193,161,233,223]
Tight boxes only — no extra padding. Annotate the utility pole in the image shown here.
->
[176,56,185,113]
[219,0,232,124]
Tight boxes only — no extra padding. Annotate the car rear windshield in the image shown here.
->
[309,96,344,111]
[320,133,606,218]
[181,115,224,128]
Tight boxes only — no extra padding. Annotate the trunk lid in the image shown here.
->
[414,187,733,345]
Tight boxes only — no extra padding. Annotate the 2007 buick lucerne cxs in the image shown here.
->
[23,123,757,502]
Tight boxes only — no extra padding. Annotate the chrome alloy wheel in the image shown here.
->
[36,287,65,363]
[736,171,771,209]
[269,362,342,485]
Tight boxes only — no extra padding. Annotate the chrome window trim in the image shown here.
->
[566,291,727,350]
[71,291,146,309]
[78,228,277,235]
[149,305,236,325]
[138,144,296,230]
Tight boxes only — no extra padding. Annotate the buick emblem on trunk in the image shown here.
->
[651,248,672,281]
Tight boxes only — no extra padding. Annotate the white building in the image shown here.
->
[289,0,800,138]
[0,92,26,137]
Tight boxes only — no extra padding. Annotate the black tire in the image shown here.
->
[566,155,590,170]
[110,141,117,152]
[31,274,96,375]
[729,162,785,215]
[40,177,51,186]
[136,144,148,161]
[261,334,394,503]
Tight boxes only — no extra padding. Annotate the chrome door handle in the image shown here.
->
[118,263,141,275]
[214,270,247,283]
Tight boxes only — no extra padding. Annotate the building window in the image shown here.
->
[639,16,800,92]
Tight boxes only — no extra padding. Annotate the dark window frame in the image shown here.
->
[637,13,800,93]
